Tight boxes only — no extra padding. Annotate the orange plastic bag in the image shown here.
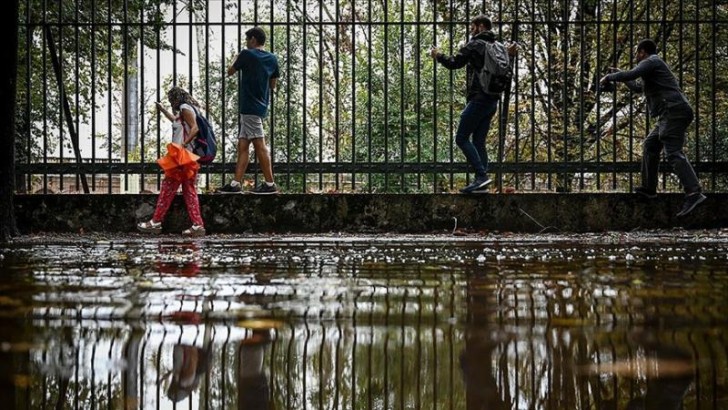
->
[157,143,200,182]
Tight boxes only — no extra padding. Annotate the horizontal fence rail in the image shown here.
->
[15,0,728,194]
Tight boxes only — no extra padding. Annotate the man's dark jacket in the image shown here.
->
[436,31,502,103]
[606,54,690,117]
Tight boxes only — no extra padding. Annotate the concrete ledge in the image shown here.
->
[14,193,728,234]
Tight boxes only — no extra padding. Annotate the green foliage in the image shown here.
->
[16,0,177,163]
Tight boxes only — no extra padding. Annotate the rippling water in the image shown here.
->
[0,234,726,409]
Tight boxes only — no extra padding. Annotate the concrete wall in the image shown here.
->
[14,193,728,234]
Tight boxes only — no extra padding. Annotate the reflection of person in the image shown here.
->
[430,15,517,194]
[138,87,206,236]
[155,243,201,277]
[459,332,512,410]
[165,343,212,402]
[600,39,706,217]
[218,27,280,195]
[582,331,694,410]
[237,329,273,410]
[626,335,694,410]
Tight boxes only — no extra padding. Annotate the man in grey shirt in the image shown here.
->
[601,39,706,217]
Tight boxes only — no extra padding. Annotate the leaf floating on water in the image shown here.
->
[237,319,283,330]
[136,280,155,288]
[0,296,23,307]
[578,358,694,377]
[13,375,31,388]
[549,317,590,327]
[165,311,202,324]
[1,342,39,353]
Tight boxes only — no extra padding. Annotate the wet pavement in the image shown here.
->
[0,229,727,409]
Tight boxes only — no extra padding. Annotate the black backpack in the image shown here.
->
[475,39,512,95]
[190,106,217,164]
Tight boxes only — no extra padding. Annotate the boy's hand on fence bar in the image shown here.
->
[430,47,441,59]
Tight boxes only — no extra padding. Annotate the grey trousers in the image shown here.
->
[641,102,701,194]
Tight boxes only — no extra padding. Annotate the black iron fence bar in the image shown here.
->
[41,0,48,194]
[628,2,635,191]
[154,0,162,190]
[57,1,63,193]
[712,2,718,190]
[23,2,31,193]
[106,0,112,194]
[611,0,618,190]
[546,0,553,191]
[367,0,373,191]
[335,0,341,192]
[73,1,81,193]
[595,3,602,191]
[122,0,128,192]
[350,3,356,192]
[139,2,145,193]
[303,0,309,193]
[444,1,453,191]
[285,2,292,191]
[319,0,324,190]
[384,0,389,192]
[220,1,228,188]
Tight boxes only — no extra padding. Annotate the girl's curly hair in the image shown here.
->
[167,86,201,112]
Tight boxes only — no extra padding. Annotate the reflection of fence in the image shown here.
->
[16,0,728,194]
[19,281,728,408]
[9,241,728,408]
[17,322,727,409]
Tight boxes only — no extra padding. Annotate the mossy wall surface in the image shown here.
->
[14,193,728,234]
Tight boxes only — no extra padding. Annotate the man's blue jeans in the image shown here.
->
[455,97,499,178]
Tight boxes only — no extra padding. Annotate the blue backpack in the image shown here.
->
[190,107,217,164]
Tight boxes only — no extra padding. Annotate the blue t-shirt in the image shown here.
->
[233,49,280,117]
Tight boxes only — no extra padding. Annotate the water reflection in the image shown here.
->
[237,324,275,410]
[580,331,695,410]
[0,239,726,409]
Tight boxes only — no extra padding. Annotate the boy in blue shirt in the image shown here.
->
[219,27,280,194]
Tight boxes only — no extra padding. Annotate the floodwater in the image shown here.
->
[0,232,727,410]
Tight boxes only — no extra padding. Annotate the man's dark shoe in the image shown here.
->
[216,183,243,194]
[676,192,706,217]
[469,188,491,194]
[251,183,279,195]
[634,187,657,199]
[460,176,493,194]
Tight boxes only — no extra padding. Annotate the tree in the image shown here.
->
[0,0,20,242]
[15,0,177,193]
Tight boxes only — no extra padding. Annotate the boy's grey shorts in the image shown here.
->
[237,114,265,140]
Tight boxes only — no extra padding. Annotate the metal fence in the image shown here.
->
[15,0,728,194]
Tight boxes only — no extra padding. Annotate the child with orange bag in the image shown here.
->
[137,87,206,236]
